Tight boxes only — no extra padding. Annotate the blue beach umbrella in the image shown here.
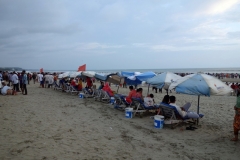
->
[169,73,233,114]
[95,73,107,81]
[134,71,156,82]
[125,71,156,85]
[146,72,181,90]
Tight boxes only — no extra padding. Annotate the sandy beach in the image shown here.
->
[0,82,240,160]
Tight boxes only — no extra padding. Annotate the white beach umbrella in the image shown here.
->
[147,72,182,90]
[70,71,82,78]
[58,74,63,79]
[62,72,71,78]
[169,73,233,116]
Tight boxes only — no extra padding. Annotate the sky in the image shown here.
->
[0,0,240,70]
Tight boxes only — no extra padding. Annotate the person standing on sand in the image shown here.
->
[27,73,30,85]
[22,70,28,95]
[32,73,36,84]
[38,72,44,88]
[11,71,19,92]
[231,92,240,141]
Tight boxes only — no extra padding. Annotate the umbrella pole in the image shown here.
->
[197,95,200,125]
[117,78,121,93]
[147,84,150,95]
[197,95,200,114]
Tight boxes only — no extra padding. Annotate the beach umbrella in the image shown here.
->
[107,73,125,85]
[62,71,71,78]
[94,72,125,92]
[70,71,82,78]
[146,72,181,94]
[58,74,63,79]
[169,73,233,115]
[124,71,156,86]
[95,73,107,81]
[134,71,156,81]
[121,71,137,77]
[81,71,96,78]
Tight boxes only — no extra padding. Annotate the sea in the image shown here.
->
[26,67,240,74]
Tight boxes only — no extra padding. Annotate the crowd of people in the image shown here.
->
[175,72,240,79]
[0,70,28,95]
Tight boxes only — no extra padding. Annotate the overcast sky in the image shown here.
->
[0,0,240,70]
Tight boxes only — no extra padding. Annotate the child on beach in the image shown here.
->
[144,93,155,106]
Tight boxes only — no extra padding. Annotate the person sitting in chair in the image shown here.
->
[70,79,78,90]
[144,93,155,106]
[102,82,114,97]
[169,96,200,119]
[157,95,170,115]
[125,85,136,103]
[135,88,144,100]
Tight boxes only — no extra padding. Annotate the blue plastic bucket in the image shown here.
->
[79,93,84,99]
[154,115,164,129]
[125,108,133,118]
[110,97,115,104]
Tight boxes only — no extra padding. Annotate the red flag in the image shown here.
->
[78,64,86,71]
[40,68,43,73]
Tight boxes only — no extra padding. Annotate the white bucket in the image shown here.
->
[79,93,84,99]
[154,115,164,129]
[125,108,133,118]
[110,97,115,104]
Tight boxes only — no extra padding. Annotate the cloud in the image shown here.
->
[203,0,240,15]
[77,43,124,50]
[0,0,240,69]
[99,2,127,22]
[228,31,240,39]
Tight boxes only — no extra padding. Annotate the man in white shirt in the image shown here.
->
[37,73,43,88]
[169,96,199,119]
[48,74,54,88]
[1,82,15,95]
[11,71,19,91]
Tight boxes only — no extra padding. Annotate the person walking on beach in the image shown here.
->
[22,70,28,95]
[231,92,240,141]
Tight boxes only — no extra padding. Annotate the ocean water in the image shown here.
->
[27,67,240,74]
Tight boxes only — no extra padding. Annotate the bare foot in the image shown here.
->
[230,138,238,141]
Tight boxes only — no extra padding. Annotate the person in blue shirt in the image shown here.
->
[22,70,28,95]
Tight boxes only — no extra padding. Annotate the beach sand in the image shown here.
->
[0,82,240,160]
